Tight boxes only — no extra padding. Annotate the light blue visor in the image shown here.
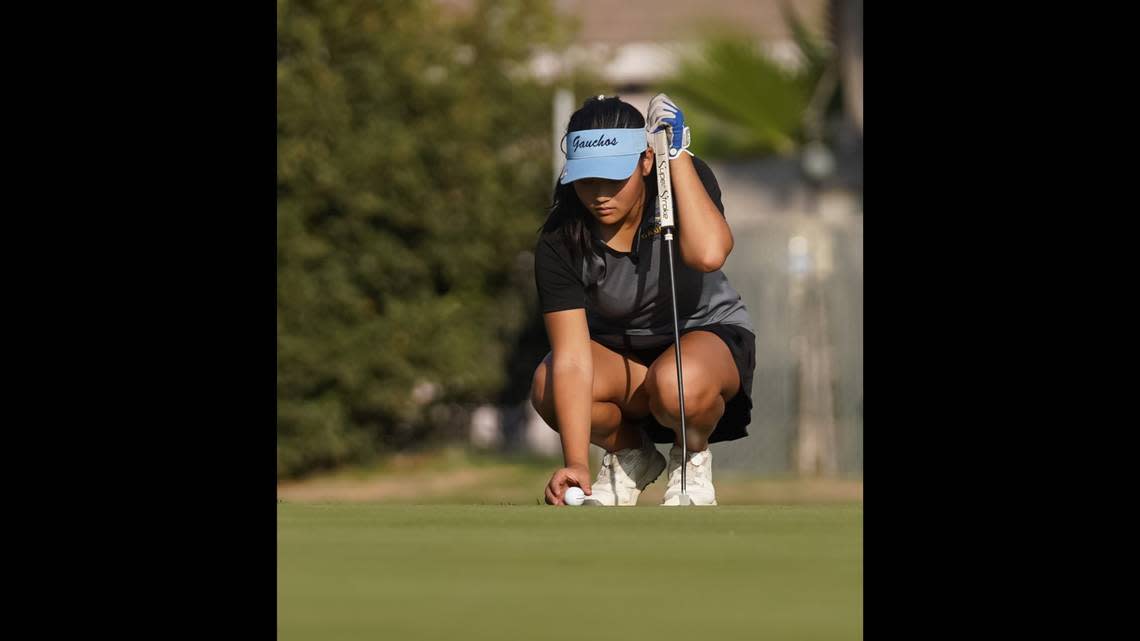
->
[559,127,647,184]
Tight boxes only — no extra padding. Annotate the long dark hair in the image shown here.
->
[539,96,655,266]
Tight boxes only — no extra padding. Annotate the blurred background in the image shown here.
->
[277,0,862,503]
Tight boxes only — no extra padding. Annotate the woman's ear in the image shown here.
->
[640,149,654,177]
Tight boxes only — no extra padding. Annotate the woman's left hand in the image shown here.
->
[645,93,691,159]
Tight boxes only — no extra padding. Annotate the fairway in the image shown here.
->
[278,504,862,640]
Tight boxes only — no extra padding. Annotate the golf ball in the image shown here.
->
[564,486,585,506]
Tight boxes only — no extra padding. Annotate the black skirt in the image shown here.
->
[592,323,757,444]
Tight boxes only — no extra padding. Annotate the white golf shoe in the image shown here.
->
[583,433,667,506]
[661,446,718,506]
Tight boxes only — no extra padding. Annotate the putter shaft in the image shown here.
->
[652,127,689,501]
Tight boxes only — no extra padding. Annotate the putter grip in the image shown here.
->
[650,130,674,228]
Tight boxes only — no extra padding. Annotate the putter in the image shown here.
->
[649,127,691,506]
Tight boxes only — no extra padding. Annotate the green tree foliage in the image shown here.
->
[277,0,569,478]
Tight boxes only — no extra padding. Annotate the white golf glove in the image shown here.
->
[646,93,692,159]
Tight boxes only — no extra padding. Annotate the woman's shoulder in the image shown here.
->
[536,226,566,253]
[535,228,579,268]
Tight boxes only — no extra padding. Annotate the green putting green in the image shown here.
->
[278,504,862,640]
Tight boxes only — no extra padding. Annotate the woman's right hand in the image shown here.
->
[544,464,593,505]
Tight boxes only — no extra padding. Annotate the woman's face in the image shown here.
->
[572,150,654,225]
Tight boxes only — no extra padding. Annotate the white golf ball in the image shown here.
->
[564,487,585,506]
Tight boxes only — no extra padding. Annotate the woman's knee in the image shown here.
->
[646,364,721,423]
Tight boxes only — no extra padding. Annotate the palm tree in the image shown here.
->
[659,0,853,160]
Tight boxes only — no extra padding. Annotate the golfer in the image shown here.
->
[531,94,757,506]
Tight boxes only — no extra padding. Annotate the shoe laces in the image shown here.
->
[601,450,641,489]
[668,450,711,489]
[598,453,615,486]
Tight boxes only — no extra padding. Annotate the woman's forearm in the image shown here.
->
[669,153,734,272]
[551,358,593,469]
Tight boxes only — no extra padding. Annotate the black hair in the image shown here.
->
[539,95,655,266]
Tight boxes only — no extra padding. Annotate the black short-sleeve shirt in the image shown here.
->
[534,156,754,337]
